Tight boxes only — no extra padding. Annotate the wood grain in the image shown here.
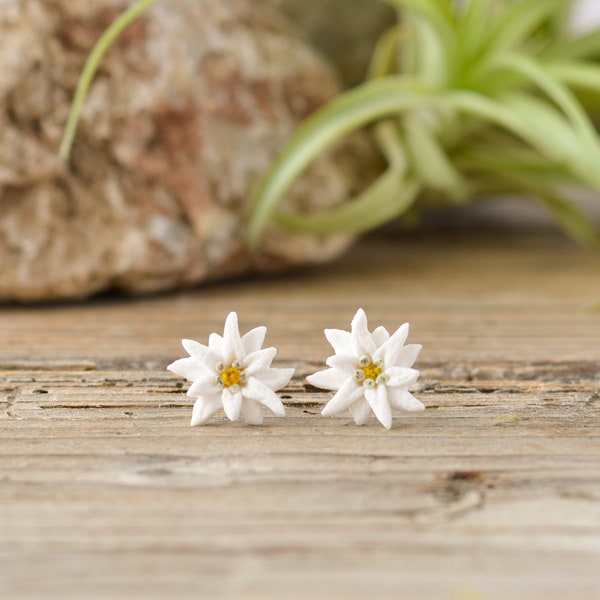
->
[1,231,600,599]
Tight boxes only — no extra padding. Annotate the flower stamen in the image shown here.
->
[356,357,384,387]
[219,364,245,388]
[361,361,382,382]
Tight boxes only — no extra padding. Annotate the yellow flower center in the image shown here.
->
[220,365,242,387]
[362,362,382,381]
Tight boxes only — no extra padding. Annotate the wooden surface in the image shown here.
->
[1,231,600,599]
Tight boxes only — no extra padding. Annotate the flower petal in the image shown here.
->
[364,385,392,429]
[223,312,245,363]
[167,357,209,382]
[349,398,372,425]
[374,323,409,364]
[241,326,267,354]
[256,367,295,391]
[208,333,224,356]
[244,347,277,374]
[388,389,425,411]
[306,368,348,391]
[385,367,420,388]
[325,353,357,374]
[351,308,377,357]
[243,378,286,416]
[222,388,243,421]
[324,328,353,354]
[394,344,422,368]
[321,377,364,416]
[190,395,222,426]
[181,339,214,364]
[187,375,220,397]
[240,398,263,425]
[372,326,390,346]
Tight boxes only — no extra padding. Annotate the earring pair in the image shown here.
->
[167,309,424,430]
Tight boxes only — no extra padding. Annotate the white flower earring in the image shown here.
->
[168,312,295,426]
[307,308,424,429]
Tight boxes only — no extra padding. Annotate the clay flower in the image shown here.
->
[307,308,424,429]
[168,312,294,426]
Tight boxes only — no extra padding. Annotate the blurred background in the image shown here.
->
[1,0,600,303]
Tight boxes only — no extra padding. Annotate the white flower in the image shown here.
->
[306,308,424,429]
[168,312,294,426]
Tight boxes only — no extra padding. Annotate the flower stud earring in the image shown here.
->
[307,308,424,429]
[168,312,295,426]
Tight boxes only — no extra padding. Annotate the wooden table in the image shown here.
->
[1,231,599,599]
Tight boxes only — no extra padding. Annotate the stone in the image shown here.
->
[0,0,375,301]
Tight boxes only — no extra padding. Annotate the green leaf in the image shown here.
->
[247,77,432,246]
[550,29,600,61]
[483,0,565,56]
[403,113,468,201]
[548,60,600,93]
[274,170,419,236]
[387,0,458,82]
[367,25,404,79]
[488,53,599,145]
[501,92,600,189]
[444,90,600,190]
[456,144,580,189]
[410,14,453,87]
[499,169,599,248]
[59,0,159,161]
[456,0,496,62]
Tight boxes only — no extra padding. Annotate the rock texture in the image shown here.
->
[0,0,374,302]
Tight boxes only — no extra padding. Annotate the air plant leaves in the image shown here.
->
[247,78,433,245]
[403,113,468,201]
[247,0,600,245]
[274,169,419,236]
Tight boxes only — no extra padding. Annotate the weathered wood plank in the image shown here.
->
[1,232,600,599]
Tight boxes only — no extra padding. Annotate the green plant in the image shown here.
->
[247,0,600,246]
[59,0,158,161]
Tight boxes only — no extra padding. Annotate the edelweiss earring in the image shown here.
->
[306,308,424,429]
[168,312,295,426]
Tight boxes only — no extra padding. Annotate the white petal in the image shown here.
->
[187,375,220,397]
[243,378,286,416]
[394,344,422,368]
[388,389,425,411]
[364,385,392,429]
[351,308,377,357]
[372,326,390,346]
[167,357,209,382]
[223,312,245,363]
[241,326,267,354]
[244,347,277,374]
[256,367,295,391]
[222,388,243,421]
[321,378,364,416]
[349,399,372,425]
[324,328,353,354]
[181,339,213,363]
[190,395,222,426]
[208,333,224,356]
[240,398,263,425]
[385,367,420,388]
[374,323,409,364]
[306,368,348,391]
[326,353,357,374]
